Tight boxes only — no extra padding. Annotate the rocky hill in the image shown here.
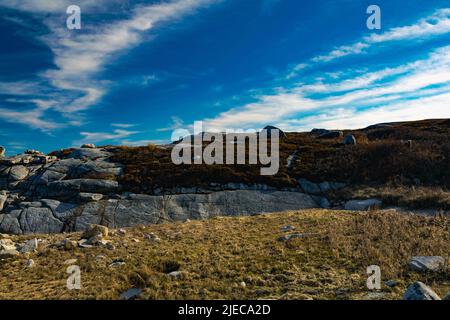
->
[0,119,449,235]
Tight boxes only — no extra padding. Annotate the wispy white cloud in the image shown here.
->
[111,123,139,129]
[199,44,450,131]
[157,116,185,132]
[276,92,450,131]
[311,8,450,63]
[0,106,61,131]
[0,0,218,131]
[73,128,141,146]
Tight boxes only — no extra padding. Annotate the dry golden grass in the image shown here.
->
[0,209,448,300]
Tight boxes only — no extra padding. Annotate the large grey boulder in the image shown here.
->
[409,256,446,273]
[344,199,382,211]
[66,148,110,160]
[343,134,357,145]
[0,194,6,211]
[33,169,66,185]
[48,158,83,174]
[298,179,321,195]
[20,238,38,253]
[262,125,287,139]
[403,282,441,300]
[9,165,29,181]
[18,207,66,234]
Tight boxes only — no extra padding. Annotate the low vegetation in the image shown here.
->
[1,209,448,300]
[108,119,449,196]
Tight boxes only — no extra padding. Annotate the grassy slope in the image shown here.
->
[1,209,448,300]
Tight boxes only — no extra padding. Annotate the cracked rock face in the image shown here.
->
[0,148,124,234]
[0,147,319,234]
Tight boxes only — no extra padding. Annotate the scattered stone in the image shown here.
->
[344,199,382,211]
[81,224,109,239]
[132,238,140,243]
[78,239,94,249]
[63,258,78,265]
[85,234,104,245]
[385,280,398,288]
[278,233,314,241]
[366,292,385,299]
[403,282,441,300]
[25,259,34,268]
[118,228,126,235]
[62,238,78,250]
[0,238,17,251]
[343,134,357,145]
[78,192,103,202]
[280,225,295,232]
[0,249,19,259]
[81,144,96,149]
[0,146,5,157]
[168,271,183,279]
[408,256,446,273]
[240,281,246,288]
[109,260,125,268]
[20,238,38,253]
[119,288,142,300]
[144,233,161,242]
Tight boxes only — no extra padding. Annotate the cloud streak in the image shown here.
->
[0,0,218,131]
[200,44,450,132]
[313,8,450,63]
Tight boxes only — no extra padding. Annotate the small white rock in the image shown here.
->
[25,259,35,268]
[63,258,78,265]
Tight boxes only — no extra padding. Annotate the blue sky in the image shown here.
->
[0,0,449,155]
